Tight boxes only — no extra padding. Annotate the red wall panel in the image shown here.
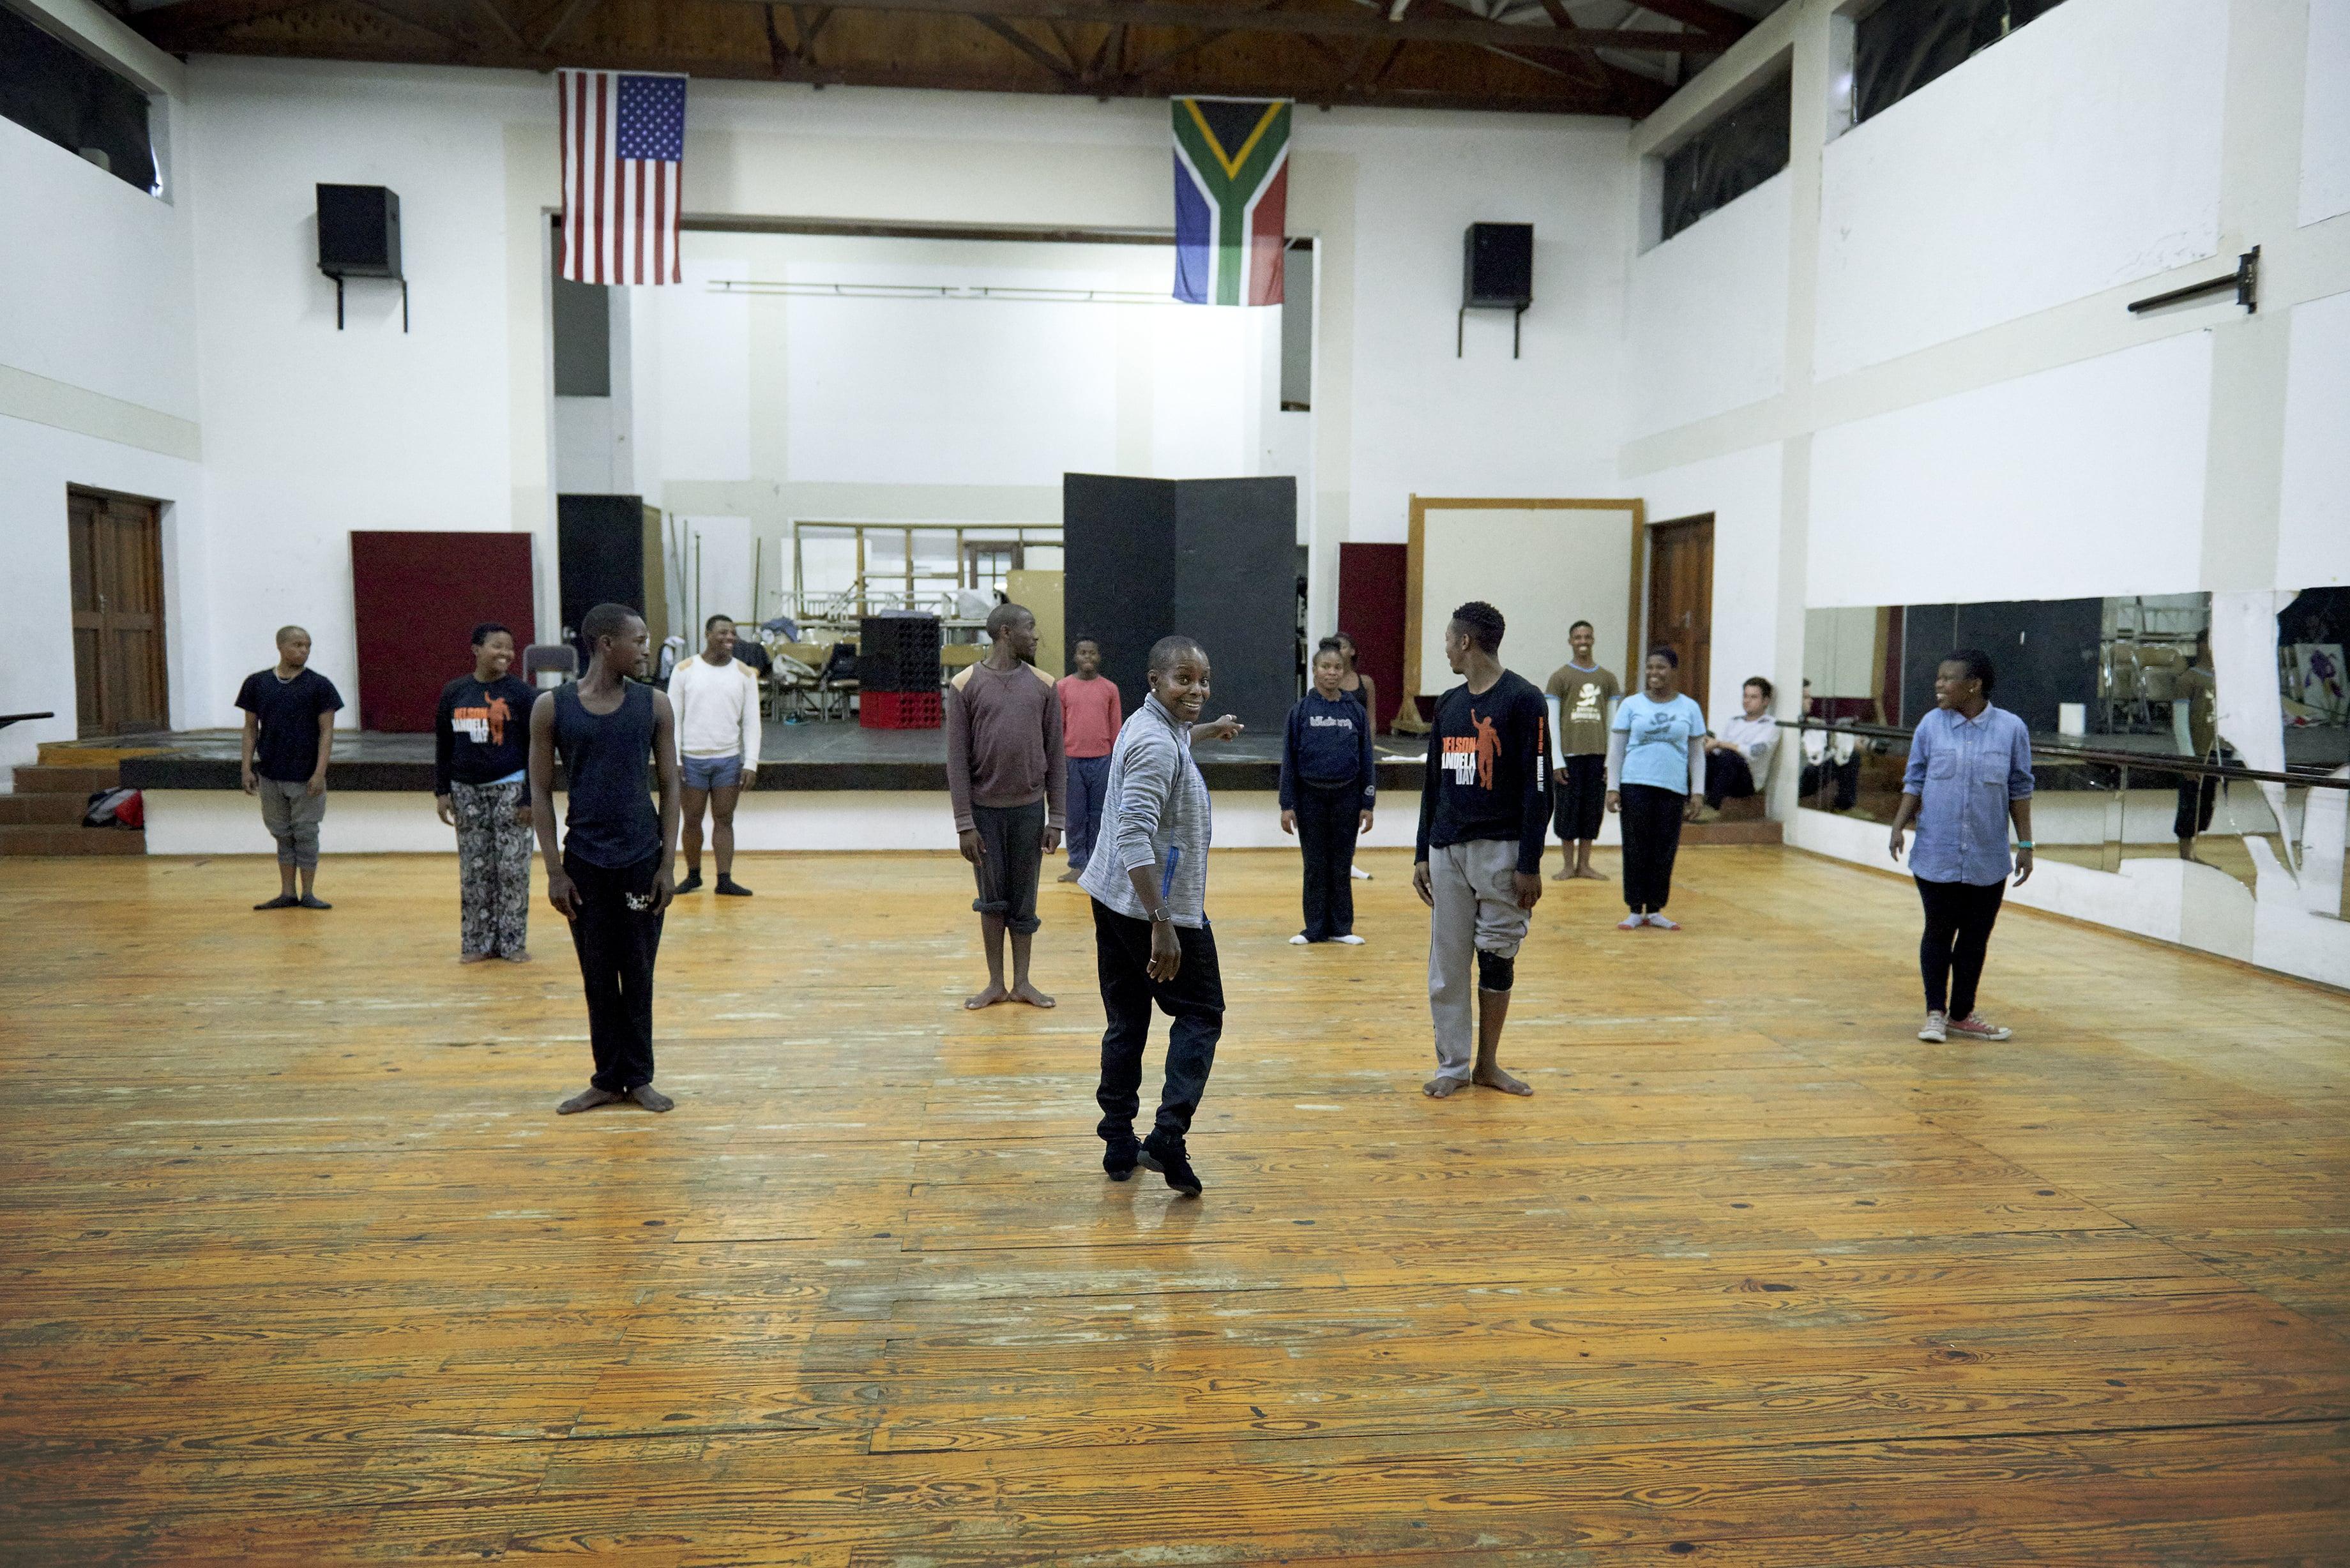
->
[1336,542,1407,735]
[351,532,536,732]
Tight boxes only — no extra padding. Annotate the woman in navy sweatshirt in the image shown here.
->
[1281,638,1378,945]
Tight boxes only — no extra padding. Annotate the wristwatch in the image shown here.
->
[1150,907,1176,924]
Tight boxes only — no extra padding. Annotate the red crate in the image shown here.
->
[860,689,942,729]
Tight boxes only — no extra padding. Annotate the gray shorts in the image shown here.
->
[257,776,326,868]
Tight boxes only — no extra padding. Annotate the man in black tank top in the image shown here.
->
[530,603,683,1114]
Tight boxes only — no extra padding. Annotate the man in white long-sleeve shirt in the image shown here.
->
[668,614,762,896]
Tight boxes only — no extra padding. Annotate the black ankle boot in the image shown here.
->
[1137,1130,1202,1196]
[1102,1130,1139,1181]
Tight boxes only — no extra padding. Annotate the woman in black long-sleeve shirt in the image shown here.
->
[1280,638,1377,944]
[434,623,539,962]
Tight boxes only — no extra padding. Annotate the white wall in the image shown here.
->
[10,59,1629,737]
[1339,116,1632,544]
[1624,172,1789,439]
[0,8,199,773]
[1808,333,2215,607]
[2277,289,2350,589]
[1812,0,2227,379]
[179,60,540,729]
[1617,0,2349,986]
[1639,442,1782,721]
[2301,0,2350,227]
[0,118,200,421]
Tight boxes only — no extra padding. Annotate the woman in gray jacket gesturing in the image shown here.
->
[1077,635,1243,1196]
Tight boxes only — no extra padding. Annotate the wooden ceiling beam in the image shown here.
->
[1627,0,1750,40]
[136,0,320,49]
[141,29,1620,111]
[969,13,1079,79]
[700,0,1726,55]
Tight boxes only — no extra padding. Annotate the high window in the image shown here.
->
[1854,0,2069,122]
[1660,72,1792,243]
[0,5,158,196]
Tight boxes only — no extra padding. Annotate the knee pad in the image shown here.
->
[1476,949,1515,993]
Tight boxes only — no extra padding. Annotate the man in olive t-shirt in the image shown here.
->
[1543,619,1619,882]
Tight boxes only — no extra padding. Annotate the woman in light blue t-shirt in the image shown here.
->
[1605,647,1707,930]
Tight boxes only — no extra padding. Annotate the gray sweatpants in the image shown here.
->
[257,777,326,868]
[1427,838,1531,1082]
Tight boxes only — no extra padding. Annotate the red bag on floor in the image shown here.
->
[84,787,143,829]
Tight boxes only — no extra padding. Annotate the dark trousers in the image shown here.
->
[2174,773,2218,840]
[1066,755,1111,870]
[1092,899,1223,1142]
[1704,751,1757,809]
[1552,753,1606,843]
[1801,754,1860,811]
[969,799,1046,935]
[1294,781,1361,940]
[1916,875,2005,1019]
[564,851,664,1091]
[1619,783,1686,913]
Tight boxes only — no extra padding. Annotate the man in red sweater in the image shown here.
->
[1056,635,1123,884]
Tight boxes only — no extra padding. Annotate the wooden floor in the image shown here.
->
[3,845,2347,1565]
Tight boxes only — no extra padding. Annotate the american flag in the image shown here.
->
[557,69,686,285]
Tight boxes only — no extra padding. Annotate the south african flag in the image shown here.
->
[1172,96,1290,307]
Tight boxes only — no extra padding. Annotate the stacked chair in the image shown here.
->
[856,612,944,729]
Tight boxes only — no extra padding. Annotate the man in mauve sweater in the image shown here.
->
[947,601,1066,1010]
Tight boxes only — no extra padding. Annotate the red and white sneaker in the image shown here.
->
[1947,1013,2012,1041]
[1644,914,1681,931]
[1918,1011,1948,1043]
[1617,914,1646,931]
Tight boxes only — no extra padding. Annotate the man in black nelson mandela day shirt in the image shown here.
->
[1412,600,1549,1101]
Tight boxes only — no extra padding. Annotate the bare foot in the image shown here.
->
[965,984,1010,1010]
[1571,866,1609,881]
[558,1087,624,1115]
[1010,984,1058,1009]
[460,951,492,965]
[1550,868,1573,881]
[502,949,533,963]
[1423,1076,1469,1098]
[627,1083,675,1113]
[1474,1065,1533,1096]
[1056,867,1084,882]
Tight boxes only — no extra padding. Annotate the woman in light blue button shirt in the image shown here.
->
[1888,649,2036,1045]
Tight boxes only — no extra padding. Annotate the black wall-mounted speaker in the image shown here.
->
[1463,222,1533,308]
[317,184,402,278]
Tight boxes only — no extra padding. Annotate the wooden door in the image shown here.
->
[68,488,170,737]
[1645,513,1714,716]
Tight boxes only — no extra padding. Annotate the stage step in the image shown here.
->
[37,741,170,769]
[13,764,119,794]
[0,824,146,856]
[0,792,87,825]
[2,761,146,855]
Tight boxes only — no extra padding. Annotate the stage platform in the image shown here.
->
[109,725,1433,794]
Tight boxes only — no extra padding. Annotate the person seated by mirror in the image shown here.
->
[2172,629,2222,866]
[1798,677,1863,813]
[1695,675,1776,822]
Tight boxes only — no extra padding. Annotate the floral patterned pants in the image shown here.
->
[453,780,532,958]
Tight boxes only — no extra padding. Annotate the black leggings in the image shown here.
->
[1293,782,1361,941]
[1916,875,2005,1019]
[1619,783,1685,913]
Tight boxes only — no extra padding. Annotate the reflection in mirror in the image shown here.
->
[1799,592,2350,958]
[2277,587,2350,771]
